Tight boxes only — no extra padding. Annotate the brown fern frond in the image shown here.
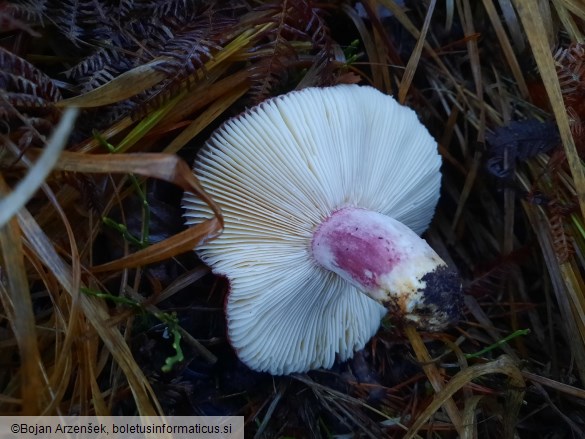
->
[0,3,41,36]
[128,12,230,120]
[546,198,575,264]
[129,82,183,122]
[70,63,122,94]
[485,119,559,180]
[0,46,61,150]
[153,9,224,77]
[2,91,55,114]
[0,47,61,104]
[74,101,137,140]
[248,42,295,104]
[552,43,585,159]
[4,0,49,24]
[53,2,230,127]
[152,0,217,18]
[66,47,125,83]
[246,0,334,103]
[7,0,110,45]
[554,44,585,99]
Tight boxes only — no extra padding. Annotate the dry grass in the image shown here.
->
[2,0,585,437]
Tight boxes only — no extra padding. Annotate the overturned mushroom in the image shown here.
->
[183,84,462,375]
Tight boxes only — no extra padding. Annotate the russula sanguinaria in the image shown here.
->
[183,84,462,375]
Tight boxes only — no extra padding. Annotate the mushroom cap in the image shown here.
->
[182,84,441,375]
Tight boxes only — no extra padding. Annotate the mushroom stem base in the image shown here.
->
[311,207,461,329]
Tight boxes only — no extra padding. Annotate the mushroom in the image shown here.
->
[182,84,462,375]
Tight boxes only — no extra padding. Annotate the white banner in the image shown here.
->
[0,416,244,439]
